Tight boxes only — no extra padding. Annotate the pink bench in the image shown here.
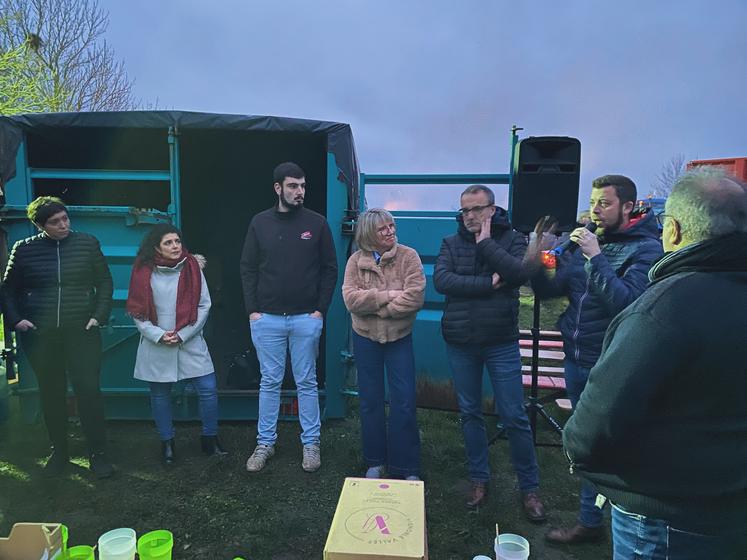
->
[519,330,571,411]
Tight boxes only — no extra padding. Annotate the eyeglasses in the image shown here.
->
[655,213,672,228]
[457,204,493,216]
[376,223,396,235]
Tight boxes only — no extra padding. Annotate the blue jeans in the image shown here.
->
[353,332,420,478]
[565,360,604,528]
[149,373,218,441]
[446,341,539,492]
[611,504,747,560]
[250,313,322,447]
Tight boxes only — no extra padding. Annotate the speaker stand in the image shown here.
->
[488,294,565,448]
[526,294,564,446]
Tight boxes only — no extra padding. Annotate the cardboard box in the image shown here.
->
[0,523,63,560]
[324,478,427,560]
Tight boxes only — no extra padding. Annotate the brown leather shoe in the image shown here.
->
[545,523,605,544]
[466,481,489,508]
[522,491,548,522]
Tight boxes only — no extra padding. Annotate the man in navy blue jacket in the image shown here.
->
[529,175,663,544]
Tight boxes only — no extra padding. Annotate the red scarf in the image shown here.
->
[126,251,202,331]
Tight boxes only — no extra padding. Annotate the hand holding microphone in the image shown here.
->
[557,222,600,258]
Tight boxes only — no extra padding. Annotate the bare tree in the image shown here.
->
[0,0,136,112]
[650,153,687,197]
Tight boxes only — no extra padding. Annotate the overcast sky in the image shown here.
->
[101,0,747,212]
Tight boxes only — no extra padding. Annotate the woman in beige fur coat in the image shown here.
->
[342,208,425,480]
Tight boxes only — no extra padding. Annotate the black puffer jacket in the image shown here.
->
[532,210,663,367]
[434,208,528,345]
[1,231,113,329]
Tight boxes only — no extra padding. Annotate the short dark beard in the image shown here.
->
[278,194,302,212]
[604,207,625,233]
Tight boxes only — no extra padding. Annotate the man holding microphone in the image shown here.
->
[526,175,663,544]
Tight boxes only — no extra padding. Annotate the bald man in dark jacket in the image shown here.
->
[564,170,747,559]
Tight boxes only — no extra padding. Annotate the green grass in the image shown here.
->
[0,295,612,560]
[0,405,609,559]
[519,290,568,331]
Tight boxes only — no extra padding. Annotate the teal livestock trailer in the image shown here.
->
[0,113,549,426]
[0,111,359,422]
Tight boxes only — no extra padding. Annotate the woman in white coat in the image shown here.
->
[126,224,227,464]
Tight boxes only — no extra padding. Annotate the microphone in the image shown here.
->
[550,222,598,256]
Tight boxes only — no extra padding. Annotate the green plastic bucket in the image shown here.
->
[64,545,95,559]
[60,524,68,552]
[137,530,174,560]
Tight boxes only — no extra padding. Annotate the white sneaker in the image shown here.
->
[245,444,274,472]
[365,465,385,479]
[302,444,321,472]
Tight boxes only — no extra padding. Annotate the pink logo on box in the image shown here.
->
[362,513,391,535]
[345,507,413,543]
[301,230,312,240]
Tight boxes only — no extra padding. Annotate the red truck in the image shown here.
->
[686,156,747,182]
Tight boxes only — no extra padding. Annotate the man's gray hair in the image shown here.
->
[666,168,747,242]
[461,184,495,206]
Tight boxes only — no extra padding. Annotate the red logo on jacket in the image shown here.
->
[300,231,312,240]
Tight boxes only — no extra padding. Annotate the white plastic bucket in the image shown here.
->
[494,533,530,560]
[98,528,136,560]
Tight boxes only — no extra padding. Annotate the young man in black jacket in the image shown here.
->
[564,169,747,559]
[240,162,337,474]
[434,185,546,521]
[1,197,114,477]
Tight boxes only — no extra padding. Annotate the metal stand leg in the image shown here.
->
[525,295,563,447]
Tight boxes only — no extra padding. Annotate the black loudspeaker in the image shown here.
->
[511,136,581,233]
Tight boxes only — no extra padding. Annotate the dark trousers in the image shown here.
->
[353,332,421,478]
[20,327,107,454]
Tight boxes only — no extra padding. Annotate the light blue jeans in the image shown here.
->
[149,372,218,441]
[250,313,323,447]
[611,504,747,560]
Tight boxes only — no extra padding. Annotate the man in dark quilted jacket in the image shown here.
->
[1,196,114,478]
[434,184,546,522]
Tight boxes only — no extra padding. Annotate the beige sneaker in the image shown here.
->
[245,444,274,472]
[302,444,321,472]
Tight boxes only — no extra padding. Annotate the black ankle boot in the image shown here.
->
[201,435,228,456]
[43,447,70,476]
[89,451,115,479]
[161,439,175,465]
